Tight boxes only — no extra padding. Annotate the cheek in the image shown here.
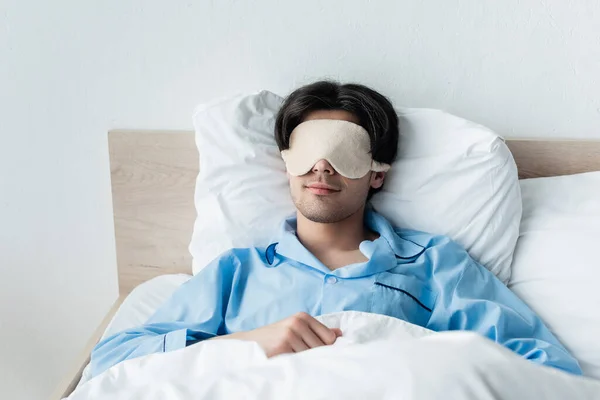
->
[343,176,371,194]
[288,177,303,193]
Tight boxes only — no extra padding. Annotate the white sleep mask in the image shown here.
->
[280,119,391,179]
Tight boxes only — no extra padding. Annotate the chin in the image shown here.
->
[296,202,352,224]
[302,213,339,224]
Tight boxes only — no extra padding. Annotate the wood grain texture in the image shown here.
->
[506,138,600,179]
[109,130,198,294]
[50,296,126,400]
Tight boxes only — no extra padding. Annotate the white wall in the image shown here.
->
[1,0,599,398]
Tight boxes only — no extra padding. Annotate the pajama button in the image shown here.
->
[326,276,338,284]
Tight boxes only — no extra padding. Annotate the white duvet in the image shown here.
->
[66,312,600,400]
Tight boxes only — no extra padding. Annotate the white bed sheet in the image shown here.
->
[509,171,600,379]
[69,311,600,400]
[77,274,192,386]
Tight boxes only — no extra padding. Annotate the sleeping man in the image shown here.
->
[91,81,582,377]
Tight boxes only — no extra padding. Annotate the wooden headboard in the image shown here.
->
[109,131,600,295]
[109,131,197,294]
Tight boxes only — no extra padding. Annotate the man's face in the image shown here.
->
[287,110,385,223]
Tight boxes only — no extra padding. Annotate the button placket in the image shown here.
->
[321,275,340,314]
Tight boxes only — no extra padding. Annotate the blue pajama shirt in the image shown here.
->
[91,209,582,378]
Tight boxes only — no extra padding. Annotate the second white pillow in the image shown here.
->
[509,171,600,378]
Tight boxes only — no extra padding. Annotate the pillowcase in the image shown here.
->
[190,91,521,283]
[508,171,600,379]
[370,108,521,282]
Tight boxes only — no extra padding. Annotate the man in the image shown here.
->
[91,81,581,378]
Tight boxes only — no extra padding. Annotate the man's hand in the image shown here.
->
[211,312,342,358]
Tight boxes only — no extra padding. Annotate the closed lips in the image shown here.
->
[306,184,339,191]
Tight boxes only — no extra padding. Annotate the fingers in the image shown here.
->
[286,330,309,353]
[291,320,326,349]
[295,312,340,345]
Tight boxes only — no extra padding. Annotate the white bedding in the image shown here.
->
[77,274,192,386]
[509,171,600,379]
[67,311,600,400]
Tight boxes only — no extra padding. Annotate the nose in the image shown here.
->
[312,159,335,175]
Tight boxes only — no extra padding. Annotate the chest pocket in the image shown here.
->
[370,272,437,328]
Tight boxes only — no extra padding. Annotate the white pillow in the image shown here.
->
[371,108,521,282]
[508,171,600,379]
[190,91,521,283]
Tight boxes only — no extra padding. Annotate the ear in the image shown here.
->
[370,171,385,189]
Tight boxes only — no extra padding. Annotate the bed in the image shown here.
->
[50,131,600,399]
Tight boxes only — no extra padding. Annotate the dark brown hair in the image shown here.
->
[275,80,399,200]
